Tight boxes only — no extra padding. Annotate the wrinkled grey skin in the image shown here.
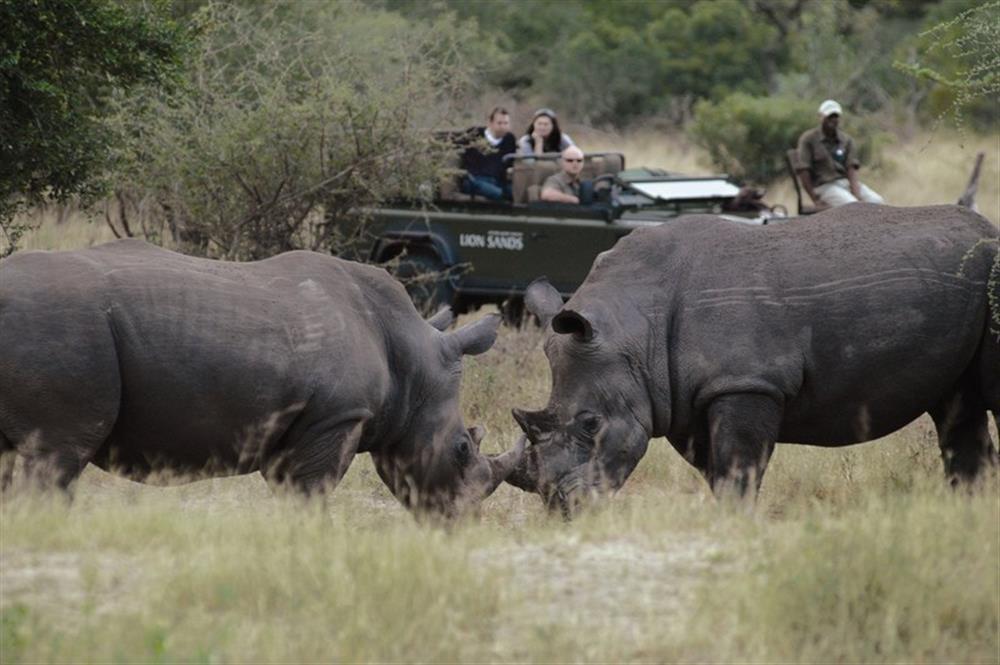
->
[509,204,999,515]
[0,239,524,515]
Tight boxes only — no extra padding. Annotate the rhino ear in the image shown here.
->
[512,407,557,442]
[524,277,564,328]
[552,309,594,342]
[445,313,501,358]
[425,305,454,331]
[468,425,486,452]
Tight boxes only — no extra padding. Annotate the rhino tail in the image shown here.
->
[0,432,14,493]
[957,152,984,210]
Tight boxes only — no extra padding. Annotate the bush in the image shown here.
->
[109,2,498,260]
[0,0,186,256]
[531,0,781,127]
[689,93,887,184]
[897,0,1000,131]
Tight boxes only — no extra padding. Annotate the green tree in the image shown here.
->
[109,1,498,260]
[0,0,186,255]
[650,0,780,102]
[896,0,999,130]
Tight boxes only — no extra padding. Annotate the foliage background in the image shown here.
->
[0,0,186,254]
[2,0,998,257]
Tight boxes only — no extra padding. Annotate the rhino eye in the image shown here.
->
[455,439,471,464]
[577,413,602,436]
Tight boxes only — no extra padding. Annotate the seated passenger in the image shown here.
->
[540,146,585,204]
[459,106,516,201]
[517,108,575,156]
[796,99,885,209]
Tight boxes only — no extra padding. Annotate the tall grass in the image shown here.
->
[2,440,996,662]
[2,129,998,663]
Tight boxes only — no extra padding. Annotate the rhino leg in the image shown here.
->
[2,414,117,495]
[705,393,782,501]
[12,440,98,494]
[929,384,996,486]
[262,416,365,496]
[1,303,120,493]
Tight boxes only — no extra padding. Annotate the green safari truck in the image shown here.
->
[356,152,783,323]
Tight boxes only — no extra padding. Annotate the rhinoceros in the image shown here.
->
[509,203,998,514]
[0,238,524,514]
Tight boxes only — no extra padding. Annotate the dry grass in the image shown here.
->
[2,400,997,663]
[2,130,999,663]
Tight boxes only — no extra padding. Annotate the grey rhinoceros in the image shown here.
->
[0,238,524,515]
[509,203,999,514]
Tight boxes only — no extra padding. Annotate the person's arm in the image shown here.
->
[845,138,862,199]
[517,135,533,156]
[846,166,862,200]
[540,186,579,204]
[795,134,827,209]
[797,169,828,209]
[531,130,546,154]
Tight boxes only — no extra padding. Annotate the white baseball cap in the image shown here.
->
[818,99,843,117]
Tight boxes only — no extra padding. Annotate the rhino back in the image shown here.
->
[580,204,998,443]
[1,240,402,474]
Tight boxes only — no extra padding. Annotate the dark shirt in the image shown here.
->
[459,127,516,183]
[796,126,860,187]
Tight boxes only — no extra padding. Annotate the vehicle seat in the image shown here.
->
[513,158,560,204]
[600,153,624,175]
[581,156,604,180]
[581,152,624,180]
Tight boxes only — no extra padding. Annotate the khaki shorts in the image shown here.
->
[815,178,885,207]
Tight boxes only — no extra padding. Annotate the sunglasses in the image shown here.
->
[563,158,583,163]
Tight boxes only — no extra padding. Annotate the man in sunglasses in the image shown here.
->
[540,146,586,204]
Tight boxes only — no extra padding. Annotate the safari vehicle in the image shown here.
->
[357,151,784,322]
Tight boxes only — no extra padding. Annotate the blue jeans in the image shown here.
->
[461,175,511,201]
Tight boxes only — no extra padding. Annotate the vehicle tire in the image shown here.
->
[393,251,454,316]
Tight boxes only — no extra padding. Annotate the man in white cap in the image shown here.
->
[795,99,884,209]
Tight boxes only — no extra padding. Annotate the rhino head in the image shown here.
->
[507,279,656,517]
[373,312,526,518]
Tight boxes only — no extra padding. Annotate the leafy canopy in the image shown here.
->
[0,0,186,250]
[109,1,498,260]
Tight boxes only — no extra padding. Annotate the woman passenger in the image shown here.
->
[517,108,575,156]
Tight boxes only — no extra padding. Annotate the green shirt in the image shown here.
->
[796,127,860,187]
[542,171,580,198]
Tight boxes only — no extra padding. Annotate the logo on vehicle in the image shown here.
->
[459,230,524,251]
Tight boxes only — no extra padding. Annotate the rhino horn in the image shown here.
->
[552,308,595,342]
[524,277,564,328]
[445,313,500,357]
[482,434,527,495]
[425,305,455,331]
